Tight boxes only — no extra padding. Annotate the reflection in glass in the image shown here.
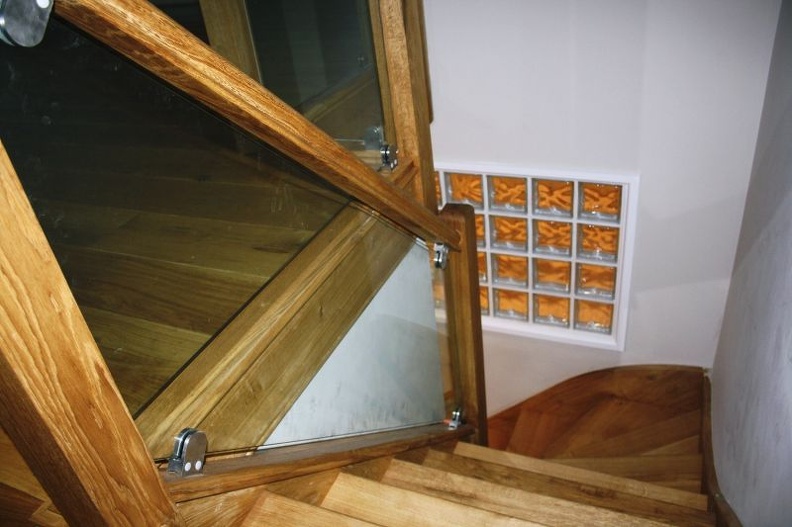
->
[578,224,619,262]
[576,264,616,300]
[494,289,529,320]
[491,216,528,250]
[491,254,528,287]
[533,179,573,217]
[0,20,348,415]
[489,176,527,212]
[446,172,484,208]
[533,259,571,293]
[575,300,614,334]
[533,220,572,256]
[579,182,622,222]
[534,295,570,327]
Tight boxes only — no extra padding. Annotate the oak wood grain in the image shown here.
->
[0,140,182,526]
[244,489,376,526]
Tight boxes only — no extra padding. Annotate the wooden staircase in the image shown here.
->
[202,440,714,526]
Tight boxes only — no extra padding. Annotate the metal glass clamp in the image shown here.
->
[434,242,449,269]
[167,428,208,477]
[0,0,54,47]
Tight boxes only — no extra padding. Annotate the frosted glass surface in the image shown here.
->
[264,241,445,446]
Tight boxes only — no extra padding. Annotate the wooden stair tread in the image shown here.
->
[454,442,708,511]
[422,448,714,526]
[322,471,543,527]
[642,436,701,456]
[555,410,702,458]
[551,454,703,487]
[244,490,376,526]
[383,457,667,526]
[506,406,580,457]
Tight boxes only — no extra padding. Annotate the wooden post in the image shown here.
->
[441,204,488,445]
[0,141,182,526]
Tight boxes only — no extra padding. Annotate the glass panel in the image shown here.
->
[0,19,348,416]
[533,179,573,217]
[533,294,570,327]
[576,263,617,300]
[263,238,446,447]
[153,0,390,168]
[579,182,622,222]
[491,254,529,287]
[578,224,619,262]
[494,289,529,320]
[533,220,572,256]
[491,216,528,250]
[533,259,571,293]
[489,175,527,212]
[575,300,614,334]
[446,172,484,208]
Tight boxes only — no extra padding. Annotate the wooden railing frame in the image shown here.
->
[54,0,459,250]
[0,0,489,522]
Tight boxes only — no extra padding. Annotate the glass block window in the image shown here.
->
[436,166,637,351]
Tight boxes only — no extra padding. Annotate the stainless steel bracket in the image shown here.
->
[167,428,208,477]
[0,0,54,47]
[447,407,463,430]
[433,242,449,269]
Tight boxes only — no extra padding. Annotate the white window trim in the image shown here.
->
[436,161,639,352]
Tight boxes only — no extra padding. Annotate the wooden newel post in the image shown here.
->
[440,204,488,445]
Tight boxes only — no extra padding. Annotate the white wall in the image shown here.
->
[711,2,792,523]
[424,0,781,413]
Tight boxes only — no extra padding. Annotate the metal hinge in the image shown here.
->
[0,0,54,47]
[447,407,464,430]
[167,428,208,477]
[433,242,449,269]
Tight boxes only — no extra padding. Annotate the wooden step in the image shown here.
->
[454,442,709,511]
[551,454,703,492]
[555,410,702,458]
[642,436,701,456]
[421,448,714,526]
[322,471,542,527]
[244,490,376,526]
[380,457,667,526]
[506,405,580,457]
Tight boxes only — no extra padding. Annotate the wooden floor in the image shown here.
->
[488,365,706,493]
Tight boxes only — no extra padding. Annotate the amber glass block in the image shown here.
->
[434,171,442,207]
[480,286,490,316]
[575,300,614,334]
[533,220,571,256]
[445,172,483,208]
[491,254,528,287]
[491,216,528,250]
[475,214,485,247]
[477,252,488,282]
[533,259,571,293]
[489,176,527,212]
[578,224,619,262]
[533,179,573,217]
[494,289,529,320]
[579,183,622,222]
[533,294,570,327]
[576,263,616,300]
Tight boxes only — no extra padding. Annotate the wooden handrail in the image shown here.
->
[54,0,460,249]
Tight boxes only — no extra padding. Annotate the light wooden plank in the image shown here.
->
[382,458,667,527]
[322,472,541,527]
[199,0,262,82]
[177,485,262,527]
[552,454,703,487]
[642,435,701,456]
[441,204,488,444]
[245,490,376,527]
[0,140,182,525]
[454,442,709,511]
[423,449,715,526]
[55,0,460,248]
